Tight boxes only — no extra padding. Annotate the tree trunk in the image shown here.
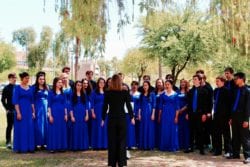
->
[158,56,162,78]
[75,37,80,80]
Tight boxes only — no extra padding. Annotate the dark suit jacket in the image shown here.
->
[231,85,250,122]
[187,86,210,115]
[213,86,231,119]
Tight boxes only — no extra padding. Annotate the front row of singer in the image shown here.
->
[1,69,250,163]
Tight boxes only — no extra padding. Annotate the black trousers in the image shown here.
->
[189,113,205,151]
[231,115,250,159]
[212,115,232,153]
[108,118,127,167]
[204,117,212,146]
[6,111,14,144]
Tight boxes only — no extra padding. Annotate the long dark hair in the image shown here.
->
[109,74,122,91]
[155,78,164,94]
[34,73,48,93]
[95,77,105,94]
[140,80,151,101]
[82,78,92,96]
[73,80,85,104]
[52,77,63,94]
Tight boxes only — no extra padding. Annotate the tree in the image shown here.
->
[53,31,70,68]
[12,27,36,52]
[121,48,151,84]
[0,42,16,73]
[27,26,53,71]
[140,10,218,84]
[97,59,112,78]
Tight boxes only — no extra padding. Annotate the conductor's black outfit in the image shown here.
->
[212,86,232,155]
[187,86,209,154]
[102,90,134,167]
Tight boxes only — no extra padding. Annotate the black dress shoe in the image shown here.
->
[200,150,205,155]
[184,148,193,153]
[213,152,222,156]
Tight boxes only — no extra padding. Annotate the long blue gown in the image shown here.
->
[71,96,89,150]
[125,92,139,148]
[90,91,107,149]
[139,92,156,150]
[131,91,141,147]
[12,85,35,152]
[159,92,179,151]
[47,91,67,151]
[155,92,162,148]
[177,92,190,150]
[63,87,73,149]
[86,92,92,147]
[34,87,48,147]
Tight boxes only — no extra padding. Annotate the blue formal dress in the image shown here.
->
[177,92,190,150]
[159,92,179,151]
[85,92,92,147]
[63,87,73,149]
[34,87,49,147]
[131,91,141,147]
[71,96,89,150]
[12,85,35,152]
[125,92,139,148]
[47,91,67,151]
[90,91,107,149]
[155,92,162,148]
[139,92,156,150]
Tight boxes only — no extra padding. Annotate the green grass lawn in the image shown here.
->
[0,104,7,147]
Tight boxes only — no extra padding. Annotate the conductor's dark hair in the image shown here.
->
[234,72,246,82]
[224,67,234,74]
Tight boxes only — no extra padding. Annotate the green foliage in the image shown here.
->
[121,48,151,84]
[12,27,36,48]
[140,10,218,83]
[27,26,52,71]
[0,42,16,73]
[53,31,70,68]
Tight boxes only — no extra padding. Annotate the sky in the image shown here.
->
[0,0,209,61]
[0,0,141,60]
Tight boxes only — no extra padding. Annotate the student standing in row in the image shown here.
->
[158,80,179,151]
[212,76,231,156]
[12,72,35,153]
[178,79,190,152]
[91,78,107,149]
[33,72,49,149]
[138,81,156,150]
[1,73,16,149]
[70,81,89,151]
[47,77,68,152]
[187,74,209,155]
[228,72,250,164]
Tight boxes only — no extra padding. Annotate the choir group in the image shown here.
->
[1,66,250,164]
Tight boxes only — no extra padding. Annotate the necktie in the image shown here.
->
[227,82,231,89]
[233,89,240,112]
[192,88,198,112]
[214,89,220,113]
